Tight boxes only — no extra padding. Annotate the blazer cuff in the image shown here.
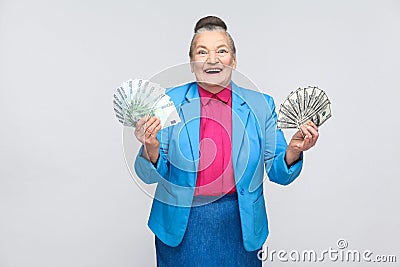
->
[271,151,303,185]
[134,145,162,184]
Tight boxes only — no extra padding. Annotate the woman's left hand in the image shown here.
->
[285,120,319,166]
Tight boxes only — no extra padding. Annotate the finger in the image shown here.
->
[299,125,312,140]
[136,116,150,129]
[146,118,161,135]
[143,118,160,140]
[306,125,319,139]
[307,127,319,148]
[144,117,158,132]
[136,117,154,139]
[300,128,313,150]
[307,120,318,131]
[297,127,305,138]
[151,123,162,138]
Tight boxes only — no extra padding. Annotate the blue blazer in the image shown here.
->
[134,82,303,251]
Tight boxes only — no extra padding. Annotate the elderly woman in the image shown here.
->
[134,16,319,266]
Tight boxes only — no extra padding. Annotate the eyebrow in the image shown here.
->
[195,44,229,50]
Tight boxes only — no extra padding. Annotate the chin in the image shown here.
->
[201,78,228,88]
[198,74,231,89]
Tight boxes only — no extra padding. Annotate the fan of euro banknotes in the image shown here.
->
[113,79,181,129]
[277,86,332,129]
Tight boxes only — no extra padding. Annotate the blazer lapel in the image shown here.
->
[231,83,250,174]
[179,83,201,170]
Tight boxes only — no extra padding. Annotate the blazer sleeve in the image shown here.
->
[264,95,303,185]
[134,127,170,184]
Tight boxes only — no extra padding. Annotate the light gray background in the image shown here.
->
[1,0,399,266]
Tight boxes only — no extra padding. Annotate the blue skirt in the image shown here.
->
[155,193,261,267]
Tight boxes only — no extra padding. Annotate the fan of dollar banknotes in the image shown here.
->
[113,79,181,129]
[277,86,332,129]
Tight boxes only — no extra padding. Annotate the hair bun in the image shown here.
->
[194,16,227,33]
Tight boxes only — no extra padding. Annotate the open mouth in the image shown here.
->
[204,68,222,74]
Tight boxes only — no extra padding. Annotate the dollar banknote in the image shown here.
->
[277,86,332,129]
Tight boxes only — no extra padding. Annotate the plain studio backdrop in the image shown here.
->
[1,0,399,266]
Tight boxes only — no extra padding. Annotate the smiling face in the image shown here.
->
[190,31,236,93]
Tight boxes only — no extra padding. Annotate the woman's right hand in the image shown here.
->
[134,116,162,164]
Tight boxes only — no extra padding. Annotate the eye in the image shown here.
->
[197,49,208,55]
[217,48,228,54]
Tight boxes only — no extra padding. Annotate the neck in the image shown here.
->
[198,82,230,94]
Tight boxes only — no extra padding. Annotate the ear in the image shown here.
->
[231,57,237,69]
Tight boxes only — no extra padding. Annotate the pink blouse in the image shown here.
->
[194,84,236,196]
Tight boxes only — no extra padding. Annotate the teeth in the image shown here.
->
[205,69,222,73]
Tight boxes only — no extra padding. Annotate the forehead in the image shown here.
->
[194,31,229,48]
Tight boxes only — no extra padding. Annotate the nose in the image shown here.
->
[207,50,218,64]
